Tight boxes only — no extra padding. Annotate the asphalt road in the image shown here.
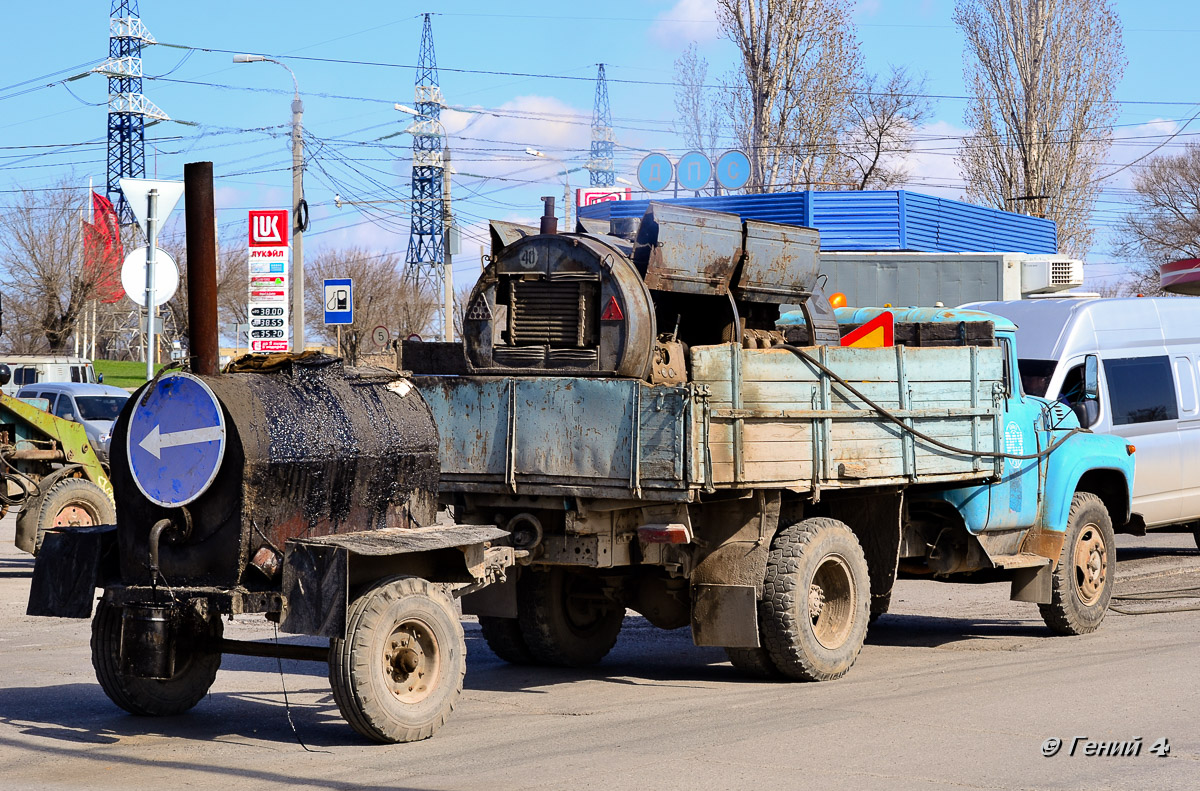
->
[1,517,1197,791]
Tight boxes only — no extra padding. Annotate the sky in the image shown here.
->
[3,0,1199,298]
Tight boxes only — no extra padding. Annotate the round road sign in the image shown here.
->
[676,151,713,191]
[121,246,180,307]
[715,150,752,191]
[372,325,391,348]
[126,373,227,508]
[637,153,673,193]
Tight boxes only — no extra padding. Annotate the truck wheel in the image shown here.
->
[760,518,870,682]
[329,576,465,743]
[725,646,781,679]
[477,616,534,664]
[517,568,624,667]
[22,478,115,555]
[91,601,222,716]
[1039,493,1115,636]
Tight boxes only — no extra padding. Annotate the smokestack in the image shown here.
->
[539,196,558,235]
[184,161,219,375]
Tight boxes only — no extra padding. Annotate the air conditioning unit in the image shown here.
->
[1021,257,1084,294]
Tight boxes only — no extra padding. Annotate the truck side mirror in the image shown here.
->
[1083,354,1099,401]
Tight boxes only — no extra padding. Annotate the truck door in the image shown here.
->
[983,336,1044,531]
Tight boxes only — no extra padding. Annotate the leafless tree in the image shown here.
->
[0,183,104,352]
[954,0,1125,256]
[303,246,437,362]
[843,67,933,190]
[1110,143,1200,296]
[717,0,862,192]
[673,43,725,167]
[451,279,475,340]
[159,227,253,353]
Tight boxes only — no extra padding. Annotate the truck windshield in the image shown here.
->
[75,395,127,421]
[1017,359,1058,397]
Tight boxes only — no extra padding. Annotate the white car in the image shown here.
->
[16,382,130,463]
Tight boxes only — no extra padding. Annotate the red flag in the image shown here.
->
[82,191,125,303]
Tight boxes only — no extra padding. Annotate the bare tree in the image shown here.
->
[1111,143,1200,296]
[843,67,933,190]
[0,183,105,352]
[673,42,725,167]
[452,279,475,340]
[717,0,862,192]
[954,0,1125,256]
[303,246,437,361]
[159,228,252,353]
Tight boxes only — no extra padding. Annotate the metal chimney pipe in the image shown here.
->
[539,196,558,235]
[184,161,220,375]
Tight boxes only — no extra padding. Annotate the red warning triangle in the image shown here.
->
[601,295,624,321]
[840,311,894,347]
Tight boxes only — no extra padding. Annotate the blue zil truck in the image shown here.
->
[411,201,1137,682]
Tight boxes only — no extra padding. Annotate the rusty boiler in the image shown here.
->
[108,355,440,590]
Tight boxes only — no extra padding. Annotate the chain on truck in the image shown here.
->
[26,175,1136,744]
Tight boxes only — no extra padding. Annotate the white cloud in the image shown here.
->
[649,0,721,48]
[1102,118,1181,193]
[886,119,970,200]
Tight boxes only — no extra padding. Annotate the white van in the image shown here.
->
[967,297,1200,539]
[0,356,99,396]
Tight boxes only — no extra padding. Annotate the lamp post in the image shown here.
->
[234,54,306,352]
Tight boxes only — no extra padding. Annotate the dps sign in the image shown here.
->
[247,209,291,352]
[324,279,353,325]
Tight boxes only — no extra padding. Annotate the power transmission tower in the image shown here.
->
[94,1,168,225]
[404,13,449,339]
[588,64,615,187]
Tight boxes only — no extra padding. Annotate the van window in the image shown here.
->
[54,396,74,419]
[14,367,37,386]
[1104,356,1179,425]
[70,366,81,383]
[1175,356,1198,415]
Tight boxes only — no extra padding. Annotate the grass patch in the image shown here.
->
[94,360,167,389]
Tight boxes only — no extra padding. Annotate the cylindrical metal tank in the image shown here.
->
[108,355,439,587]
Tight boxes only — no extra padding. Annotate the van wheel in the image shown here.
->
[21,478,115,555]
[1039,493,1114,635]
[759,518,871,681]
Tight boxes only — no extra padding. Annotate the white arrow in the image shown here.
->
[138,423,224,460]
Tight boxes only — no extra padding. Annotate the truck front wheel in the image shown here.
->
[1039,492,1115,635]
[759,518,871,681]
[329,576,465,743]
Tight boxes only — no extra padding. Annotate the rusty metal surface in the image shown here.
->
[418,375,690,500]
[109,355,440,588]
[736,219,821,304]
[634,203,742,296]
[296,524,507,555]
[184,161,220,376]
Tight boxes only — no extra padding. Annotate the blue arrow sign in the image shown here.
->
[126,373,227,508]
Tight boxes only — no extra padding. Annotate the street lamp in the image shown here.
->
[234,53,307,352]
[525,148,583,230]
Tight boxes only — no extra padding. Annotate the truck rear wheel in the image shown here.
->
[725,645,781,679]
[517,567,624,667]
[1039,493,1114,636]
[759,518,870,682]
[91,601,222,716]
[329,576,465,743]
[477,616,533,664]
[22,477,115,555]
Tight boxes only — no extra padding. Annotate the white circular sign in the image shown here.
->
[372,325,391,348]
[121,246,180,307]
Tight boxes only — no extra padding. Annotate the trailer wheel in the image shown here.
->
[329,576,465,743]
[91,601,222,716]
[23,477,115,555]
[477,616,534,664]
[1039,493,1114,636]
[760,518,870,682]
[517,568,624,667]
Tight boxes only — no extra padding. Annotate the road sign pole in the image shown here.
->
[145,188,159,382]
